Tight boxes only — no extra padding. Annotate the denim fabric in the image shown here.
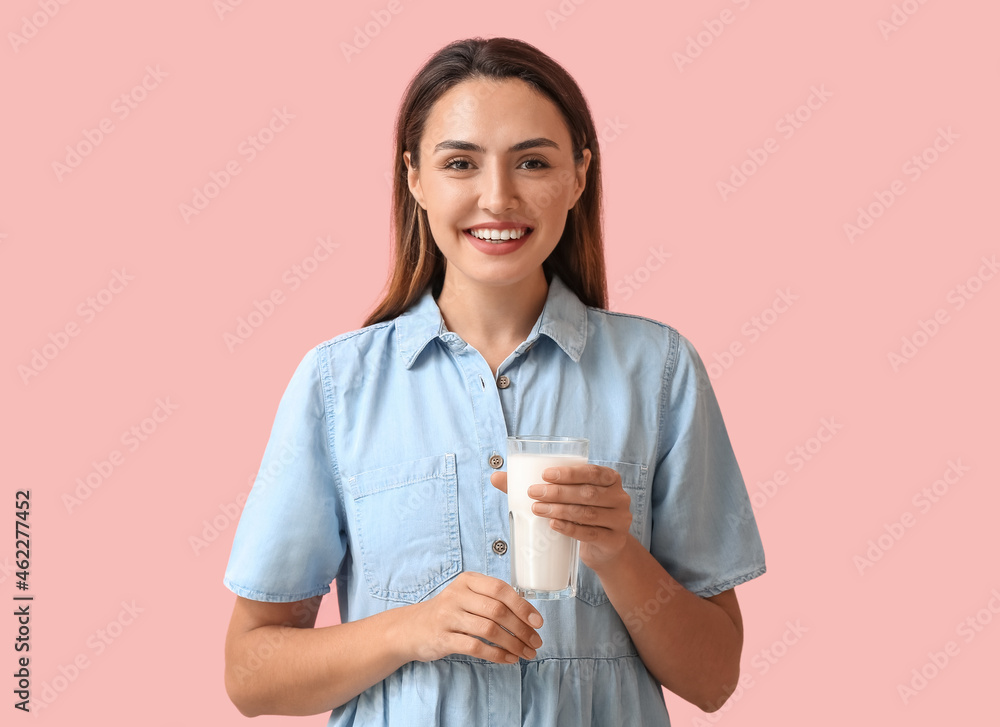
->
[223,274,766,726]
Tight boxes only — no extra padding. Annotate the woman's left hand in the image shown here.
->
[490,464,633,572]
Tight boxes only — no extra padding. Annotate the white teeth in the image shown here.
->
[467,227,529,241]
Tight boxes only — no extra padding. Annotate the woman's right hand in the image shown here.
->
[406,571,544,664]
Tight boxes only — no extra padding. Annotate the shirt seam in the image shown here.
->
[656,326,681,471]
[223,577,331,603]
[690,564,767,598]
[442,653,644,665]
[313,343,347,579]
[526,653,644,663]
[590,306,679,334]
[447,348,490,568]
[349,467,450,496]
[316,320,394,351]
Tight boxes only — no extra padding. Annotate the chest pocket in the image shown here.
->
[346,453,462,604]
[575,460,649,608]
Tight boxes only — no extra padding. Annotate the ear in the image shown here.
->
[569,147,591,208]
[404,151,427,210]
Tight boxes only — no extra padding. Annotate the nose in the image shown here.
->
[478,162,518,214]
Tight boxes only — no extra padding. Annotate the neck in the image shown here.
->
[436,268,550,353]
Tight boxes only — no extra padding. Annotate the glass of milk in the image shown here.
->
[506,435,589,600]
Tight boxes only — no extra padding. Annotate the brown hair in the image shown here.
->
[362,37,607,327]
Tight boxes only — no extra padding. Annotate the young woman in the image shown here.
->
[223,37,765,726]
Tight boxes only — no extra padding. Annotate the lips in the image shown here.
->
[462,227,533,256]
[464,226,532,242]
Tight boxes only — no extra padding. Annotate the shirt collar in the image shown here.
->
[395,274,589,369]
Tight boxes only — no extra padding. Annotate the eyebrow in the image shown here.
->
[432,137,561,154]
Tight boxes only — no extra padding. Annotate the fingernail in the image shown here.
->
[542,468,559,481]
[530,634,543,648]
[529,613,543,628]
[527,485,545,497]
[505,653,519,663]
[532,503,551,515]
[524,647,537,660]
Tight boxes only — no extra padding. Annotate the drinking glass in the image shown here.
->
[506,435,589,600]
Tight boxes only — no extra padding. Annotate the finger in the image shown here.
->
[547,517,606,542]
[458,610,539,660]
[489,471,507,494]
[423,627,522,665]
[529,482,608,507]
[532,500,604,526]
[464,573,544,628]
[449,632,523,664]
[465,576,544,647]
[541,463,619,486]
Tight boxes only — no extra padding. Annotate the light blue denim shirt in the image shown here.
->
[224,273,766,726]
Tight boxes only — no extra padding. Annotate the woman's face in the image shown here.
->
[405,77,591,293]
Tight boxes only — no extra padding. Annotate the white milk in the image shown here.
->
[507,452,587,592]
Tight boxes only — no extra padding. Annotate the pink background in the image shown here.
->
[4,0,998,723]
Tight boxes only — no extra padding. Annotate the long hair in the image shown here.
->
[362,37,607,327]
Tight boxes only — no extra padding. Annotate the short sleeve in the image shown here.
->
[223,346,347,602]
[648,333,766,598]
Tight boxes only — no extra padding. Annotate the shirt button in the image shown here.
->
[489,454,504,469]
[492,539,508,556]
[497,375,510,389]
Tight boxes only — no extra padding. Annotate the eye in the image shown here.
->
[520,157,550,170]
[442,157,473,171]
[441,156,550,171]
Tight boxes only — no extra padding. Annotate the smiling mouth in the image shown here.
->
[464,227,533,242]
